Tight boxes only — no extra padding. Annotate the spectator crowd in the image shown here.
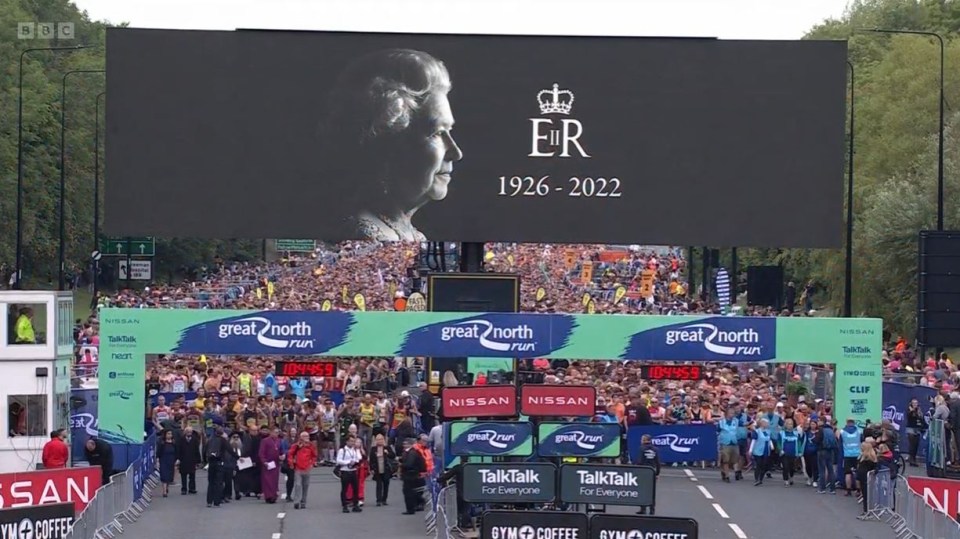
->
[60,240,957,521]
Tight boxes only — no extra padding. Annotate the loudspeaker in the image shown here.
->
[918,231,960,347]
[427,273,520,396]
[427,273,519,312]
[746,265,783,309]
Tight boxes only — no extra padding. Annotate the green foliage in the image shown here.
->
[786,381,809,396]
[736,0,960,337]
[0,0,259,286]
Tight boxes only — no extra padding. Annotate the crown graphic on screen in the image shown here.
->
[537,83,574,115]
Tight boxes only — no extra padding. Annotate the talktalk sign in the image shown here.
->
[521,385,596,417]
[0,467,101,513]
[907,476,960,517]
[442,385,517,419]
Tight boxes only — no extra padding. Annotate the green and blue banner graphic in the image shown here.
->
[98,309,882,447]
[449,421,534,457]
[537,422,621,458]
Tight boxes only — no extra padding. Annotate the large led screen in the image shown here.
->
[105,29,847,246]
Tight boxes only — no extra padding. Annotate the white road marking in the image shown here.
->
[272,534,282,539]
[277,513,286,519]
[729,523,748,539]
[697,485,714,499]
[684,469,695,477]
[712,503,729,519]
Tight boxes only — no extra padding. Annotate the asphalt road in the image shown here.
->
[122,466,899,539]
[117,469,427,539]
[625,467,899,539]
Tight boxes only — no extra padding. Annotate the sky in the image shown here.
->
[70,0,851,40]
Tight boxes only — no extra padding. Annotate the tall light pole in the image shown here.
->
[93,92,105,305]
[844,61,855,318]
[16,45,87,289]
[862,29,945,230]
[59,70,105,291]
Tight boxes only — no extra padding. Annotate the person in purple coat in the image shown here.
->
[258,428,282,503]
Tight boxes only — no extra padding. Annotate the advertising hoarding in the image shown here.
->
[626,425,719,464]
[0,502,74,539]
[520,385,596,417]
[537,422,621,458]
[0,467,101,513]
[449,421,534,457]
[106,29,846,247]
[461,463,557,504]
[481,510,588,539]
[559,464,656,507]
[588,514,698,539]
[442,385,518,419]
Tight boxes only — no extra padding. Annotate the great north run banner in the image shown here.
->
[98,309,881,452]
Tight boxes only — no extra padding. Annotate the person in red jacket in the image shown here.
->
[42,429,69,469]
[288,431,318,510]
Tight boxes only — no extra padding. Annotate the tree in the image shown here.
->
[0,0,260,287]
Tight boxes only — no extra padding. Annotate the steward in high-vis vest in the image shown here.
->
[840,418,863,496]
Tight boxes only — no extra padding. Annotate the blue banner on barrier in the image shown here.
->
[70,389,99,465]
[133,434,156,501]
[881,381,936,457]
[627,424,718,464]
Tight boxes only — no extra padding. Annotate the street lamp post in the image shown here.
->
[16,45,87,289]
[59,70,105,291]
[862,28,945,230]
[93,91,105,305]
[844,61,855,318]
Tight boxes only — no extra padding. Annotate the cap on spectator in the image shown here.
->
[846,417,856,424]
[798,395,806,403]
[401,390,409,397]
[775,402,784,408]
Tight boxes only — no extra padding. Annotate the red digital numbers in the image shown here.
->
[275,361,336,377]
[641,364,704,381]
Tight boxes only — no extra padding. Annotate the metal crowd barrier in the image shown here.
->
[434,483,458,539]
[890,481,960,539]
[65,438,160,539]
[860,471,960,539]
[862,469,896,521]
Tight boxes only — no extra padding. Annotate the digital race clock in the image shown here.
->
[639,364,706,381]
[274,360,337,378]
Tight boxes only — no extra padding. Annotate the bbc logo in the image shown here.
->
[18,22,75,39]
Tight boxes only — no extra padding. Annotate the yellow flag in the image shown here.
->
[353,293,366,311]
[256,288,263,299]
[535,287,546,302]
[484,251,495,262]
[507,254,515,266]
[614,286,626,305]
[586,300,596,314]
[267,281,275,299]
[199,354,207,364]
[581,293,591,307]
[342,285,348,303]
[321,299,332,311]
